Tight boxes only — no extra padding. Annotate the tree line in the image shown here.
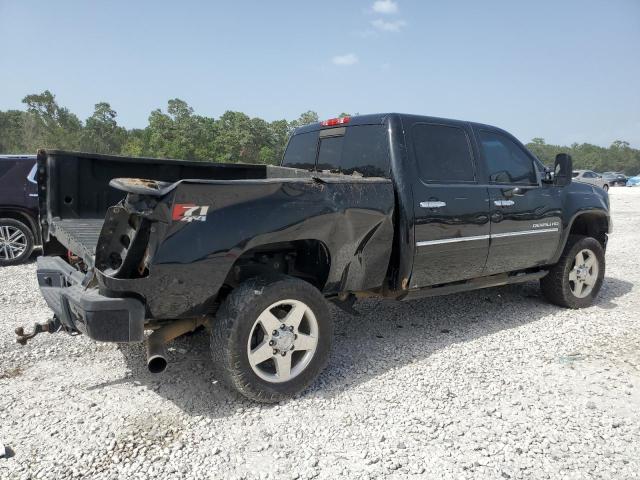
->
[1,90,638,175]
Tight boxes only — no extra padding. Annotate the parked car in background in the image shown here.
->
[602,171,627,187]
[572,170,609,191]
[0,154,39,265]
[627,175,640,187]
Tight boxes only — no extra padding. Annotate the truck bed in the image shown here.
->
[37,150,316,264]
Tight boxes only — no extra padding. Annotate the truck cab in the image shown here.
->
[282,114,609,293]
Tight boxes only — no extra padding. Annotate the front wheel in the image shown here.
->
[603,184,609,192]
[540,235,605,308]
[210,274,332,403]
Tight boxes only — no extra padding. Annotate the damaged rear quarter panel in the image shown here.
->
[99,178,394,319]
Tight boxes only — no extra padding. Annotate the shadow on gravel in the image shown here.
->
[103,276,632,418]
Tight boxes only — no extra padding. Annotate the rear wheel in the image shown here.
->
[210,274,332,403]
[0,218,34,266]
[540,235,605,308]
[603,184,609,192]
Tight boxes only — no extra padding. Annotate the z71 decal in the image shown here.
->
[172,204,210,222]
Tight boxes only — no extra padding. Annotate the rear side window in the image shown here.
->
[412,124,475,183]
[479,130,538,185]
[282,132,318,170]
[316,125,390,177]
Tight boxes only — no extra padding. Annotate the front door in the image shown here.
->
[408,121,491,288]
[475,128,562,275]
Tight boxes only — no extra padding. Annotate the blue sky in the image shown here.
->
[1,0,639,147]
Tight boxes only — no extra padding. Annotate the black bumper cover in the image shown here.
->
[36,256,145,342]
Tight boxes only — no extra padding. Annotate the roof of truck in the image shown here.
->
[293,113,509,136]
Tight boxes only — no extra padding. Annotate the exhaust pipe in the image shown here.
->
[147,340,168,373]
[145,318,205,373]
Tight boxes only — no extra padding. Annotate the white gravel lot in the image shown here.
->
[1,188,639,480]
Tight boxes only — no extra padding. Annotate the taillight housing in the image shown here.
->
[320,116,350,127]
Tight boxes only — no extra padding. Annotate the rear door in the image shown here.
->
[475,128,562,274]
[407,121,491,287]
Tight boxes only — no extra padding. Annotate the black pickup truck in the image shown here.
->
[21,113,611,402]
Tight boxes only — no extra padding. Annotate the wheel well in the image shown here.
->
[569,213,608,247]
[223,240,331,292]
[0,209,39,243]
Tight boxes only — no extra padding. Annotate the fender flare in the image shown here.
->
[550,209,610,264]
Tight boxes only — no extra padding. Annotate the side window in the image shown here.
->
[584,171,596,178]
[412,124,475,183]
[316,125,390,177]
[479,130,538,185]
[27,162,38,184]
[282,132,318,170]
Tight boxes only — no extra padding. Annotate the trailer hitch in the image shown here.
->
[15,316,63,345]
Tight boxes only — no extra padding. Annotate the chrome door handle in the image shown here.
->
[420,201,446,208]
[494,199,515,207]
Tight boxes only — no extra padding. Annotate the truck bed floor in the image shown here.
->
[49,219,104,263]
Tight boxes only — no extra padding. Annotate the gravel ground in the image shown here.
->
[1,188,639,480]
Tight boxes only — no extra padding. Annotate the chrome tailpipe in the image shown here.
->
[146,340,168,373]
[145,318,205,374]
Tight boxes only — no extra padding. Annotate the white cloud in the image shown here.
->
[372,0,398,14]
[371,19,406,32]
[332,53,359,66]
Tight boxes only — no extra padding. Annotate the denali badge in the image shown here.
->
[532,221,560,229]
[172,204,210,222]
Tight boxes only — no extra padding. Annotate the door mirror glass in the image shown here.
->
[541,165,554,183]
[553,153,573,186]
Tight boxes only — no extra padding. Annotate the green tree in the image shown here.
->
[145,99,215,161]
[81,102,127,154]
[22,90,82,150]
[0,110,30,153]
[2,91,639,175]
[289,111,319,131]
[213,111,253,162]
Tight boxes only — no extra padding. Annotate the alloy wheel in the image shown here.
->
[0,225,28,261]
[246,299,319,383]
[568,249,598,298]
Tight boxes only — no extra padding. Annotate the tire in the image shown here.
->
[603,184,609,192]
[210,274,333,403]
[0,218,34,266]
[540,235,605,309]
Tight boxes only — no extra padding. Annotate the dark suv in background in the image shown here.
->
[0,155,39,265]
[602,171,627,187]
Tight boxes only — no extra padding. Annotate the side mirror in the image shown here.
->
[553,153,573,186]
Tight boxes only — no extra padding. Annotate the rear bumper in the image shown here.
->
[36,256,145,342]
